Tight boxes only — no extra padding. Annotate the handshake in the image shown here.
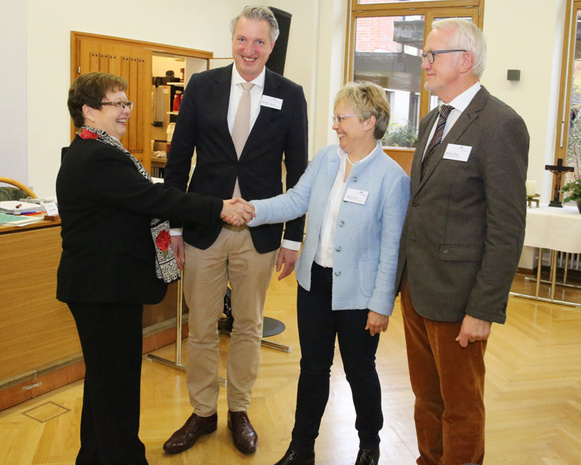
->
[220,197,256,226]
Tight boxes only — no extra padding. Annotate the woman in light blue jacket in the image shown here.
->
[248,82,410,465]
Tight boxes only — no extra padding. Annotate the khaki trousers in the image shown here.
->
[183,225,277,416]
[401,271,486,465]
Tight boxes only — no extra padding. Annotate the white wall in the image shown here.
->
[482,0,567,203]
[23,0,326,197]
[0,1,27,184]
[0,0,571,200]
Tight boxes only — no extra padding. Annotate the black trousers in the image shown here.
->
[68,302,148,465]
[290,263,383,450]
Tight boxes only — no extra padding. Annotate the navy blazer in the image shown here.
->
[164,64,308,253]
[396,86,529,324]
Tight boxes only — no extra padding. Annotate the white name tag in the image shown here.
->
[443,143,472,162]
[261,95,283,110]
[344,188,369,205]
[44,201,59,216]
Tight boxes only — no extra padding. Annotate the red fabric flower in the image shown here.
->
[156,230,171,251]
[79,128,99,139]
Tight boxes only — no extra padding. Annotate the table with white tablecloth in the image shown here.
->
[512,205,581,306]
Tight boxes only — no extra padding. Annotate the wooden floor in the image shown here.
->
[1,272,581,464]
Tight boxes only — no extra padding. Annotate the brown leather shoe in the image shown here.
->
[163,412,217,454]
[227,410,257,454]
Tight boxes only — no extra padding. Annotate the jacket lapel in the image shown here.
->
[327,151,340,186]
[238,69,282,160]
[411,109,437,195]
[212,65,237,160]
[248,69,280,135]
[416,87,490,191]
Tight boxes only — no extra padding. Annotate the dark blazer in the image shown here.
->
[163,64,308,253]
[396,86,529,324]
[56,136,223,305]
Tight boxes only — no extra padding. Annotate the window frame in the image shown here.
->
[345,0,484,170]
[555,0,581,162]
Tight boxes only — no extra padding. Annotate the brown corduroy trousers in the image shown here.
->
[400,271,486,465]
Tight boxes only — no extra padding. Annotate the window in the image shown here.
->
[346,0,483,163]
[556,0,581,186]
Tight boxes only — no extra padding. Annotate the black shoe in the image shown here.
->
[274,446,315,465]
[355,448,379,465]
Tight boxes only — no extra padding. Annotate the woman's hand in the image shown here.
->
[220,198,255,225]
[365,310,389,336]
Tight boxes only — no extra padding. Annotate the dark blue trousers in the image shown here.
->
[290,262,383,450]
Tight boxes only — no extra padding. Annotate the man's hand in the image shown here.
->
[171,235,185,271]
[276,247,299,280]
[365,310,389,336]
[220,198,255,225]
[455,314,492,348]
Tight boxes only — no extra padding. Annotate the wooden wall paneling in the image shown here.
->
[129,57,139,154]
[89,52,99,73]
[137,57,147,162]
[99,53,109,73]
[108,50,121,78]
[0,226,81,384]
[120,55,132,151]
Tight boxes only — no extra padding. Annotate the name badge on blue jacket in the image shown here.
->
[344,188,368,205]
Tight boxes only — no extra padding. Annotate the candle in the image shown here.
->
[526,180,536,196]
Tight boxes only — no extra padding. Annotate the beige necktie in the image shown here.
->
[231,82,254,198]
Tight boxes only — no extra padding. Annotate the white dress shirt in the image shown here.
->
[423,82,481,160]
[227,66,265,134]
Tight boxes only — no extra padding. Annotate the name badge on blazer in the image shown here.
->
[344,188,368,205]
[261,95,283,110]
[443,143,472,162]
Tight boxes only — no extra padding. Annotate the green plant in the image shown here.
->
[382,122,418,148]
[561,178,581,202]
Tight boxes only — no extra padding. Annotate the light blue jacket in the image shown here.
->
[250,142,410,315]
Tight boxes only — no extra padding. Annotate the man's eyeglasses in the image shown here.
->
[332,114,358,124]
[421,49,467,64]
[100,101,134,111]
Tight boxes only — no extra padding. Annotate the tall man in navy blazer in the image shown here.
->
[162,5,308,456]
[396,19,529,465]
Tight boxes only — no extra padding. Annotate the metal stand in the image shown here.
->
[146,278,186,371]
[511,248,581,308]
[219,289,291,353]
[261,317,291,353]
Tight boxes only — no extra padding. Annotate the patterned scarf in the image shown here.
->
[80,126,180,284]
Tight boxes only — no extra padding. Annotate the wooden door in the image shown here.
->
[72,32,213,174]
[72,34,152,169]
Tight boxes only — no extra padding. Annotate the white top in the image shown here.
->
[314,145,375,267]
